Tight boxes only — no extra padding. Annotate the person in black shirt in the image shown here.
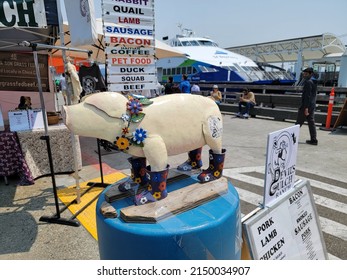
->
[295,67,318,145]
[164,76,175,94]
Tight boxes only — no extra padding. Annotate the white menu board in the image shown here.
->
[8,110,30,132]
[28,109,44,130]
[243,180,328,260]
[102,0,157,93]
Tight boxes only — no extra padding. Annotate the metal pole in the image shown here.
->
[32,46,49,136]
[34,46,79,226]
[57,0,80,202]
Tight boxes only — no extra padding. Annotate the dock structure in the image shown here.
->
[226,33,346,87]
[195,83,347,127]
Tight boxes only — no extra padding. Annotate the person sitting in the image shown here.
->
[209,85,222,104]
[191,83,200,93]
[17,96,32,110]
[236,88,256,118]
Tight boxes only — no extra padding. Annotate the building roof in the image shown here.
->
[226,33,346,63]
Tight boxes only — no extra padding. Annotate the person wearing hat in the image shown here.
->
[295,67,318,145]
[236,88,256,118]
[209,85,222,104]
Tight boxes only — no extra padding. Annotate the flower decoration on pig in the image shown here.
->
[127,99,143,115]
[113,96,150,151]
[133,128,147,146]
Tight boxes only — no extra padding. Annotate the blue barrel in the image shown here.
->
[96,176,241,260]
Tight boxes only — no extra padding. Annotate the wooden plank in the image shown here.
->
[333,98,347,129]
[120,177,229,223]
[271,95,301,107]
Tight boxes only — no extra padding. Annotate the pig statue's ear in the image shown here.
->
[84,92,128,118]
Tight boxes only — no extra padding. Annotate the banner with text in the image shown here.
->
[0,52,49,92]
[0,0,47,28]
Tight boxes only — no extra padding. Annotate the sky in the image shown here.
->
[93,0,347,48]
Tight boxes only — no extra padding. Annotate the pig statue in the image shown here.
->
[64,92,226,205]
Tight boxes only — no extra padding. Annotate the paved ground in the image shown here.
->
[0,113,346,260]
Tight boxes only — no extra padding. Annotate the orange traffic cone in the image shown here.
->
[320,87,335,131]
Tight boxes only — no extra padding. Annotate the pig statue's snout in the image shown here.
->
[62,106,68,126]
[62,105,74,131]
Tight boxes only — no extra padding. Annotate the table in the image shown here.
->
[16,124,82,179]
[0,130,34,185]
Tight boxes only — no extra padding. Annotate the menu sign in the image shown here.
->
[107,65,156,74]
[103,2,155,18]
[0,52,49,92]
[102,0,157,92]
[243,180,328,260]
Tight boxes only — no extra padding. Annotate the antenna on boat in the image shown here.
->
[177,23,183,34]
[177,23,194,37]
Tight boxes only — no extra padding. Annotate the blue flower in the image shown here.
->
[127,99,143,115]
[132,128,147,144]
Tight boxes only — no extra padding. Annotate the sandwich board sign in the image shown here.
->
[242,180,328,260]
[264,125,300,206]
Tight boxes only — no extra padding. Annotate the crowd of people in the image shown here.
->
[163,75,221,105]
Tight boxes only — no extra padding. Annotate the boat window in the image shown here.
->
[198,65,218,73]
[163,69,167,75]
[172,68,176,75]
[182,67,186,74]
[173,40,182,47]
[222,66,238,71]
[181,41,191,46]
[176,67,181,75]
[167,68,171,75]
[251,66,261,71]
[241,66,253,71]
[187,67,192,74]
[190,41,199,46]
[233,63,243,71]
[197,40,218,47]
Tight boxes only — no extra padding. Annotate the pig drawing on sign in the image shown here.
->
[64,92,226,205]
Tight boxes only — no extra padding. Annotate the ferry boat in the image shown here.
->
[156,28,296,85]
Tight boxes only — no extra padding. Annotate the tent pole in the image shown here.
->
[56,0,82,204]
[27,44,79,227]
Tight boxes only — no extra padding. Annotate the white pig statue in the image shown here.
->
[64,92,226,205]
